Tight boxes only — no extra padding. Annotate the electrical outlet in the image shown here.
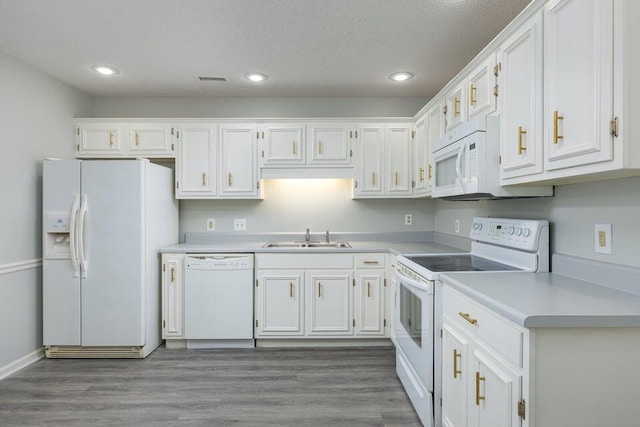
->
[206,218,215,231]
[405,214,413,225]
[594,224,612,254]
[234,218,247,231]
[455,220,460,233]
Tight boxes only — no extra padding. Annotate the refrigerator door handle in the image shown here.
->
[70,193,80,277]
[78,194,88,279]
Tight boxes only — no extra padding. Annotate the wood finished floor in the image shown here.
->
[0,346,422,426]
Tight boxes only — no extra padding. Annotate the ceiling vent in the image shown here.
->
[198,76,227,82]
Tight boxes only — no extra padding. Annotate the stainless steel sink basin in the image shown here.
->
[262,241,351,248]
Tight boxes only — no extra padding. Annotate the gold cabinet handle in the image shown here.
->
[476,372,486,406]
[372,171,376,186]
[318,282,321,298]
[454,97,460,117]
[419,167,425,182]
[470,84,477,106]
[318,140,323,154]
[292,140,296,155]
[394,172,399,186]
[553,110,564,144]
[135,132,140,147]
[228,172,232,187]
[109,132,114,147]
[170,267,175,283]
[290,282,293,298]
[428,164,432,180]
[367,282,371,298]
[363,261,379,265]
[459,312,478,325]
[202,172,206,187]
[518,126,527,154]
[453,349,462,378]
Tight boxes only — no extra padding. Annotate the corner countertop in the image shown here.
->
[440,271,640,328]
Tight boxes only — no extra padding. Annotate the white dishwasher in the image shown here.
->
[184,254,254,349]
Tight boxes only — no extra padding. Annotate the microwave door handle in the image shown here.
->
[455,145,467,192]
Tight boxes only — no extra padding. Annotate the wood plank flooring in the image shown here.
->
[0,346,422,426]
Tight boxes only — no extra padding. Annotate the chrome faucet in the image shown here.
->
[326,230,330,243]
[305,228,311,242]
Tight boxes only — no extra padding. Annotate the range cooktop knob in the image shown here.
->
[515,228,522,236]
[508,226,515,235]
[522,228,531,237]
[478,223,483,230]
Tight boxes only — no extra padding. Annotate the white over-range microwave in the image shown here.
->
[431,116,553,200]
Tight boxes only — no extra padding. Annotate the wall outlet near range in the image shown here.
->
[233,218,247,231]
[206,218,215,231]
[594,223,612,254]
[455,220,460,233]
[405,214,413,225]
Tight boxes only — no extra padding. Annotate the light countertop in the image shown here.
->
[441,271,640,328]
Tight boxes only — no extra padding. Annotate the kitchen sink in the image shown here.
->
[262,241,351,248]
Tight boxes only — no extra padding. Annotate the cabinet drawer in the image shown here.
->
[354,253,386,269]
[443,285,523,368]
[256,253,354,269]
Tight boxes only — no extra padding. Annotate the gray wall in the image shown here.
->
[0,51,93,369]
[93,96,429,118]
[434,176,640,268]
[180,179,435,236]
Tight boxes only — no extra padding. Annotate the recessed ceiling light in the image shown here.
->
[91,65,119,76]
[389,72,413,82]
[246,73,268,82]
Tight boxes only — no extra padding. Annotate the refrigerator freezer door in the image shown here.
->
[43,160,82,345]
[80,160,146,346]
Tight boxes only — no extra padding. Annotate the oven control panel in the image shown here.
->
[469,217,549,251]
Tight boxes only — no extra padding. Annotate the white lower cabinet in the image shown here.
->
[255,253,387,339]
[442,323,470,427]
[161,254,184,338]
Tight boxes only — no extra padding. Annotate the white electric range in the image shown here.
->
[394,217,549,427]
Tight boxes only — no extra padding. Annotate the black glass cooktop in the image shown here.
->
[405,255,520,272]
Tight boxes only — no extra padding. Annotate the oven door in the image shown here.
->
[394,268,434,393]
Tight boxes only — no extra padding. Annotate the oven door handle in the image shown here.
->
[455,144,467,192]
[395,269,434,294]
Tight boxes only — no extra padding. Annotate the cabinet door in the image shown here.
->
[354,124,384,196]
[126,123,175,157]
[499,11,544,179]
[306,270,353,335]
[307,123,353,166]
[446,82,467,132]
[468,54,497,120]
[385,124,412,195]
[442,322,470,427]
[413,115,430,196]
[162,254,184,338]
[176,124,217,198]
[255,270,304,336]
[260,124,305,166]
[354,270,384,336]
[77,123,123,157]
[544,0,614,171]
[219,124,259,197]
[426,100,445,186]
[471,349,522,427]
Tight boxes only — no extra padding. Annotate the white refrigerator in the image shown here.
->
[42,159,178,358]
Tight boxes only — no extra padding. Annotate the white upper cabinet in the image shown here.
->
[499,10,544,180]
[413,115,430,197]
[219,124,259,198]
[76,121,175,158]
[354,124,384,197]
[445,81,467,132]
[307,123,354,167]
[259,124,305,166]
[175,124,217,198]
[385,124,413,195]
[467,54,497,120]
[544,0,614,171]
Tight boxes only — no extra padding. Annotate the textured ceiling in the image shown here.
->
[0,0,531,97]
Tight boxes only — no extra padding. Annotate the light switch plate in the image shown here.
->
[594,223,612,254]
[206,218,215,231]
[234,218,247,231]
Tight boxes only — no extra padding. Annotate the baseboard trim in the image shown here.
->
[256,338,393,348]
[0,258,42,276]
[0,348,45,381]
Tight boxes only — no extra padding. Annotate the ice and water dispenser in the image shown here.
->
[44,214,71,259]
